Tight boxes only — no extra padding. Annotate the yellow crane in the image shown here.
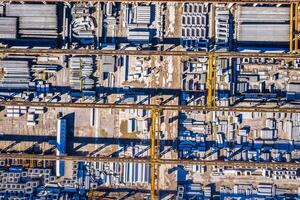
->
[207,54,217,108]
[30,160,35,168]
[207,54,218,136]
[290,2,299,53]
[41,69,46,81]
[150,108,160,200]
[296,2,299,52]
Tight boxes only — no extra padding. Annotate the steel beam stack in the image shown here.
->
[237,6,290,43]
[71,5,96,40]
[0,60,31,89]
[0,17,17,39]
[135,6,151,24]
[215,8,230,50]
[181,3,209,51]
[127,28,150,42]
[5,4,58,39]
[122,162,150,184]
[126,5,152,44]
[69,57,94,90]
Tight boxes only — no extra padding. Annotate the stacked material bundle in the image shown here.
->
[5,4,58,39]
[0,17,17,39]
[181,3,209,50]
[0,60,31,89]
[237,6,290,43]
[69,57,94,90]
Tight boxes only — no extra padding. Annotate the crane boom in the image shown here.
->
[150,109,160,200]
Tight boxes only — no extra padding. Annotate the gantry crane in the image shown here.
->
[150,108,160,200]
[39,69,46,81]
[290,2,299,52]
[207,54,219,136]
[207,54,217,108]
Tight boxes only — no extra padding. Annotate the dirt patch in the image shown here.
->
[120,120,127,135]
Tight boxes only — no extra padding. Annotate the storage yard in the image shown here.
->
[237,7,290,44]
[0,1,299,200]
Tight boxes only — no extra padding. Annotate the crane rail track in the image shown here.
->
[0,0,298,3]
[0,153,299,169]
[0,100,299,113]
[1,48,300,59]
